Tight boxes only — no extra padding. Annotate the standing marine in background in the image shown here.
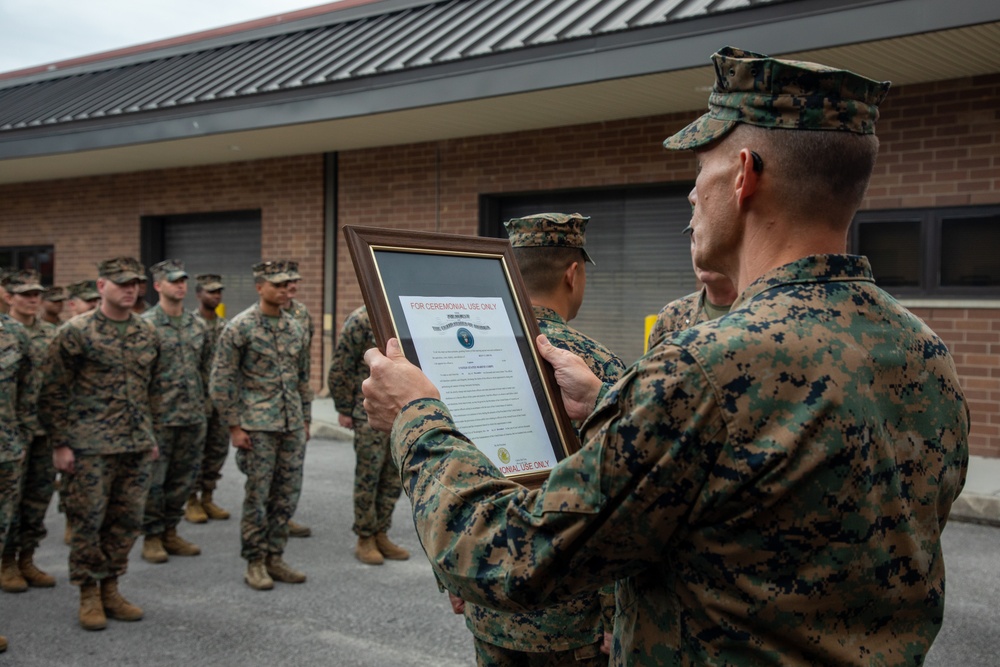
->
[0,304,33,652]
[65,280,100,320]
[281,260,313,539]
[446,213,625,667]
[329,305,409,565]
[0,270,58,593]
[210,260,312,591]
[41,286,67,326]
[140,260,211,564]
[186,273,231,523]
[40,257,160,632]
[646,224,738,348]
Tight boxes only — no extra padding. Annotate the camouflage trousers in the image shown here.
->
[0,459,19,550]
[3,435,56,555]
[196,408,229,493]
[473,637,606,667]
[235,429,306,562]
[65,450,154,586]
[351,420,401,537]
[143,422,206,536]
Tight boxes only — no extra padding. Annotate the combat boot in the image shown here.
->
[375,532,411,561]
[265,555,307,583]
[18,550,56,588]
[184,493,208,524]
[201,491,230,520]
[101,577,143,621]
[78,582,107,631]
[141,535,169,564]
[0,633,6,652]
[162,527,201,556]
[244,559,273,591]
[355,536,384,565]
[0,553,27,593]
[288,519,312,537]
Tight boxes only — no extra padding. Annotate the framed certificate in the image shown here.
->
[343,225,579,487]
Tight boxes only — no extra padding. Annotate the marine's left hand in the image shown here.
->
[363,338,440,432]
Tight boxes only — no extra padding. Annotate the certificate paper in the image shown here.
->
[399,295,556,475]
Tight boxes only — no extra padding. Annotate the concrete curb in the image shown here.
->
[950,492,1000,527]
[311,420,353,442]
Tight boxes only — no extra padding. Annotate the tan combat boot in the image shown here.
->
[101,577,143,621]
[0,633,6,652]
[375,532,411,561]
[244,559,273,590]
[0,553,27,593]
[265,555,306,583]
[288,519,312,538]
[355,536,384,565]
[201,491,230,520]
[184,493,208,524]
[162,527,201,556]
[141,535,169,564]
[79,582,107,631]
[18,550,56,588]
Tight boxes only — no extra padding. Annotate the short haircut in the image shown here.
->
[730,124,879,222]
[512,246,586,296]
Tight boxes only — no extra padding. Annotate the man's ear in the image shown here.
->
[564,261,581,291]
[735,148,760,208]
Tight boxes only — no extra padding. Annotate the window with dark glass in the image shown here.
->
[851,205,1000,298]
[0,246,55,285]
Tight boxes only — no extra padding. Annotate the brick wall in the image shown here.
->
[0,155,327,389]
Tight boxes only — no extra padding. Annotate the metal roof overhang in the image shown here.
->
[1,0,999,185]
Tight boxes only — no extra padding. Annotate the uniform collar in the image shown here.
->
[732,254,875,310]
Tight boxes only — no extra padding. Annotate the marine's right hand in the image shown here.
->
[230,426,252,450]
[536,334,603,420]
[53,446,75,474]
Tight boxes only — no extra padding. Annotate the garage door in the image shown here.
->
[492,186,694,366]
[156,210,262,319]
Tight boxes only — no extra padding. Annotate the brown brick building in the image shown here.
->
[2,0,999,456]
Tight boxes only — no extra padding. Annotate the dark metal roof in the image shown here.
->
[0,0,779,133]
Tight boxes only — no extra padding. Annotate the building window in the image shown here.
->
[851,205,1000,298]
[0,245,54,285]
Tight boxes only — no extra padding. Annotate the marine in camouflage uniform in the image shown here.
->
[187,273,231,522]
[39,257,160,630]
[0,271,58,592]
[646,227,737,350]
[65,280,100,321]
[210,260,312,590]
[328,305,407,565]
[452,214,626,666]
[364,48,970,666]
[41,285,67,326]
[281,260,313,539]
[140,260,211,563]
[0,309,33,652]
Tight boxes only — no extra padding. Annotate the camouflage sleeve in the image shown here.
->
[197,318,212,406]
[15,329,33,441]
[209,321,244,428]
[390,342,726,612]
[147,326,164,427]
[328,312,364,416]
[38,325,82,449]
[299,328,312,424]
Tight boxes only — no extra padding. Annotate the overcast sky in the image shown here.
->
[0,0,343,73]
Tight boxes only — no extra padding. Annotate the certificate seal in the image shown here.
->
[457,327,475,349]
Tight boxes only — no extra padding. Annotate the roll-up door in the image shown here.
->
[152,210,262,319]
[492,186,694,366]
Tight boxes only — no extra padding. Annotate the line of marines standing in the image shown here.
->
[0,256,317,648]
